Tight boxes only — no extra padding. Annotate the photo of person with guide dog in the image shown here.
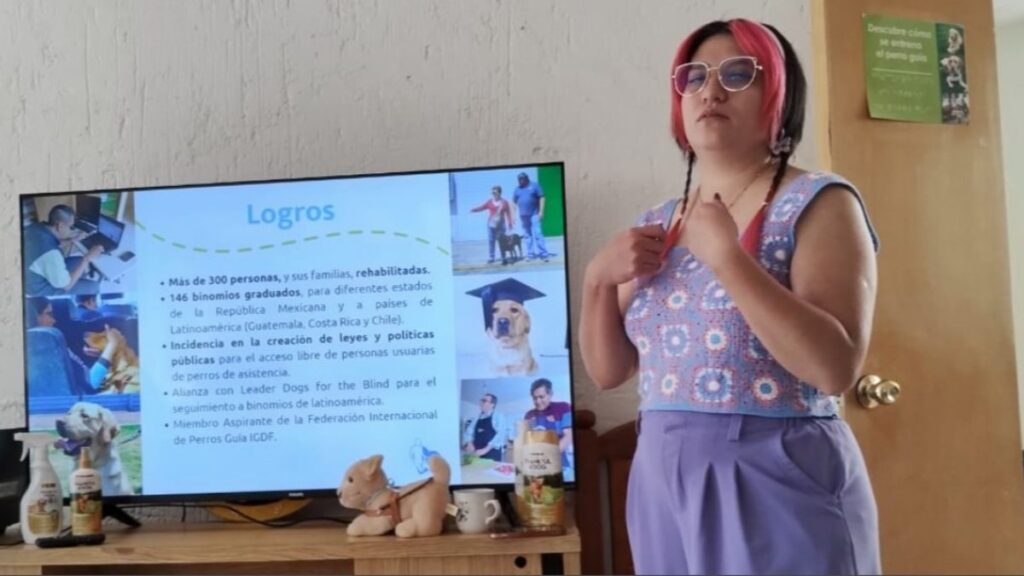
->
[469,185,516,265]
[450,166,567,275]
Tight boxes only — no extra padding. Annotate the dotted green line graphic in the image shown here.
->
[135,221,450,256]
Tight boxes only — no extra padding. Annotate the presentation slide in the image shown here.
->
[21,165,574,498]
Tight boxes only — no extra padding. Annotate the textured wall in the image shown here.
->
[0,0,815,432]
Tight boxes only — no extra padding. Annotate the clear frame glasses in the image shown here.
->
[672,55,763,96]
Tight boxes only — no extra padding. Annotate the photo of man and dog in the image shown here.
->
[21,191,139,296]
[449,166,567,275]
[25,292,142,497]
[459,376,575,486]
[453,272,571,380]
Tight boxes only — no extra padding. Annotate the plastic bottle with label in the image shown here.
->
[14,432,64,544]
[69,448,103,537]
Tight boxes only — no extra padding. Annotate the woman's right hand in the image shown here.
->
[586,224,666,287]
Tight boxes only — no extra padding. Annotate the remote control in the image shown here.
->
[75,533,106,546]
[34,536,78,548]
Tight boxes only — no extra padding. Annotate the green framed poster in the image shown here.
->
[863,15,969,124]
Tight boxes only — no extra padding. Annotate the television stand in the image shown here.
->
[103,502,141,527]
[0,515,581,575]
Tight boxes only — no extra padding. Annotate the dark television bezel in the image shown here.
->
[19,160,578,504]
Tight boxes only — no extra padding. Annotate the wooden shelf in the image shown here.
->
[0,519,580,575]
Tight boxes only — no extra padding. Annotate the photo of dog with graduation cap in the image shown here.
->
[465,277,545,376]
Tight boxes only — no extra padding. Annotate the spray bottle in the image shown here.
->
[69,448,102,536]
[14,432,64,544]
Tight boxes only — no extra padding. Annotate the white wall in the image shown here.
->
[0,0,815,433]
[996,18,1024,446]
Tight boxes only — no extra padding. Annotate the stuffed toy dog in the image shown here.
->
[338,453,451,537]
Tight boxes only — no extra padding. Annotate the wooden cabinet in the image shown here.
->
[0,520,580,575]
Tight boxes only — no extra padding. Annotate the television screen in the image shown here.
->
[20,163,576,501]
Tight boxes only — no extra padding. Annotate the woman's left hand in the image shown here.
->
[683,194,741,270]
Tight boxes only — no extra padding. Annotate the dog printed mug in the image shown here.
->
[452,488,501,534]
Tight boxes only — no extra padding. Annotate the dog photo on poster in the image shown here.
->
[937,22,969,124]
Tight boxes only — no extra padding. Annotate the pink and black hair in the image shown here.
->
[670,20,807,210]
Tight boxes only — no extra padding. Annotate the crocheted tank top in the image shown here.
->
[623,172,878,417]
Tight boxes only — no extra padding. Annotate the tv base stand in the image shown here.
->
[103,503,141,527]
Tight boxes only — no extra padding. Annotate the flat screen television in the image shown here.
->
[19,162,576,503]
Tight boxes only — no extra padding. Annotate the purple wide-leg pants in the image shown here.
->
[626,410,881,575]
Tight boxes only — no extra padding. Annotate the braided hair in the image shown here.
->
[679,152,696,222]
[763,23,806,204]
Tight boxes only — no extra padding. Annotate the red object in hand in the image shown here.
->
[739,205,768,257]
[659,217,683,263]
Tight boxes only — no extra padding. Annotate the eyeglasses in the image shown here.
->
[672,56,763,96]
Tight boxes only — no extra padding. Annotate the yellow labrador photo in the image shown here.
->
[487,299,538,376]
[55,401,134,495]
[467,277,546,376]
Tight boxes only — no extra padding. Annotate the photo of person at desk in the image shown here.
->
[72,211,134,287]
[23,204,103,296]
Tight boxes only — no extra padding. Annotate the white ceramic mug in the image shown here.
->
[452,488,501,534]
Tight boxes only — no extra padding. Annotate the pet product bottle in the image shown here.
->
[14,432,63,544]
[69,448,103,536]
[513,420,565,528]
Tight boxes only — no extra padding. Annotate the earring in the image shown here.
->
[771,129,793,157]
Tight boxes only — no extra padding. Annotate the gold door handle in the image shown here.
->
[856,375,902,409]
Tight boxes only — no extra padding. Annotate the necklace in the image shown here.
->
[660,162,774,261]
[705,162,772,209]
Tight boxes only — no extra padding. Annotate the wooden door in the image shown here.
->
[813,0,1024,572]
